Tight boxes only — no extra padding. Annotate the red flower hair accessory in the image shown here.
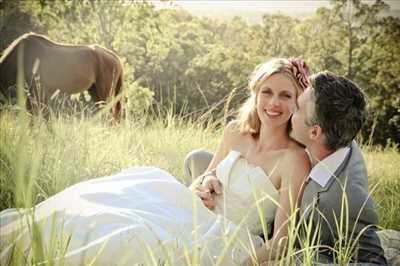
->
[289,58,310,91]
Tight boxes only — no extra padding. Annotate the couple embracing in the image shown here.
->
[0,58,387,265]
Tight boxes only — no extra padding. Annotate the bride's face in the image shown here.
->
[256,73,297,128]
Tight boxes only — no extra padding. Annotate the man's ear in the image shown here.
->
[309,125,323,141]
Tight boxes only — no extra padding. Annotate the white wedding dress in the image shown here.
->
[0,151,279,265]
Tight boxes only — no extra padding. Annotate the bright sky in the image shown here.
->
[158,1,330,12]
[152,0,400,16]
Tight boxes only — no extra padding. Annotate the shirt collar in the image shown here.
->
[307,146,350,188]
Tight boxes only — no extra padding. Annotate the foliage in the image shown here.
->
[0,0,399,144]
[356,16,400,145]
[124,79,154,117]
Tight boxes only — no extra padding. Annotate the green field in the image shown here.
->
[0,108,399,265]
[1,0,399,263]
[1,108,399,227]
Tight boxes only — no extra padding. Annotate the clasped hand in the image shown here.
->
[191,175,222,210]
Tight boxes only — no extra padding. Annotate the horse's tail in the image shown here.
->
[92,45,124,124]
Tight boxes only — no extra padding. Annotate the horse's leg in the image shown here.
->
[26,76,39,114]
[111,74,123,123]
[87,84,100,115]
[88,84,97,102]
[92,80,110,122]
[28,74,47,114]
[23,78,41,122]
[25,95,34,115]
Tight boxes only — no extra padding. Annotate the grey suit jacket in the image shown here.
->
[299,141,386,264]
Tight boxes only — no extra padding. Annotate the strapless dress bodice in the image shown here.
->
[214,150,280,235]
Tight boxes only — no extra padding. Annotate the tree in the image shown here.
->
[249,14,300,60]
[0,0,44,53]
[356,16,400,144]
[330,0,389,80]
[1,0,398,144]
[295,7,344,74]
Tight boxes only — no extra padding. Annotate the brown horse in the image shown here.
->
[0,32,123,122]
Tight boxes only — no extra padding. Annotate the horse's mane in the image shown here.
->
[0,32,51,64]
[32,34,96,49]
[0,33,99,65]
[26,33,56,46]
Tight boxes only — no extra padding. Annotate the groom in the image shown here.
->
[185,71,386,265]
[289,71,386,265]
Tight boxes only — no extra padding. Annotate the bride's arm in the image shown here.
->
[242,149,310,265]
[205,120,241,172]
[190,120,243,209]
[190,120,242,187]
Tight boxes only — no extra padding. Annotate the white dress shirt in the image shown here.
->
[307,147,350,188]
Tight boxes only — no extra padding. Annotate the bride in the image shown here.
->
[0,58,311,265]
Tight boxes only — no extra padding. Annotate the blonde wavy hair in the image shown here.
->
[236,58,308,134]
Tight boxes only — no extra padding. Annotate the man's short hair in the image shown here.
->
[307,71,366,150]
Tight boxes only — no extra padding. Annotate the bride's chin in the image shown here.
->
[261,117,290,129]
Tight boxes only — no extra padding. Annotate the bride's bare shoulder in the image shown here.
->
[223,120,252,147]
[282,140,311,175]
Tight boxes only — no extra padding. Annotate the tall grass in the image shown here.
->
[0,100,399,264]
[363,145,400,231]
[0,107,221,210]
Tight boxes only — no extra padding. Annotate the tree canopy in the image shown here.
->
[1,0,398,145]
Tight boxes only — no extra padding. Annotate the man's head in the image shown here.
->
[291,71,366,151]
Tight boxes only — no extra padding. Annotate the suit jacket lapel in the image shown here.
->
[300,180,320,220]
[318,142,353,193]
[301,142,354,220]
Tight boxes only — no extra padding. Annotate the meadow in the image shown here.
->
[1,0,399,263]
[0,103,399,265]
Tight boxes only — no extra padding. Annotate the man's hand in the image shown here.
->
[193,175,222,210]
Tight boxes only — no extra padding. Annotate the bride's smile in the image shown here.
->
[256,73,297,129]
